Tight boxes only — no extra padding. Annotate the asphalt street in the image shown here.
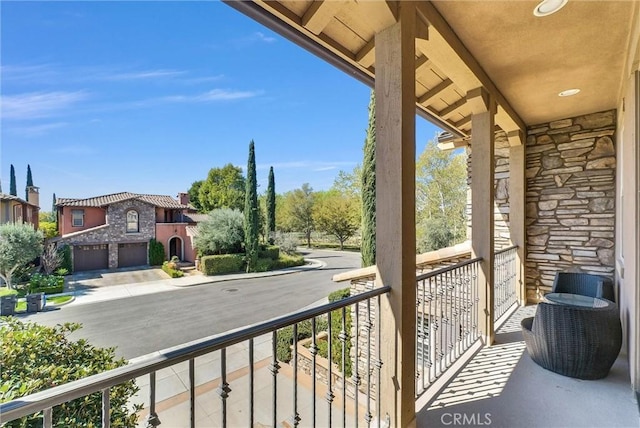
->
[22,249,361,359]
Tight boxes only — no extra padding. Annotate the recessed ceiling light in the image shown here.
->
[558,89,580,97]
[534,0,568,17]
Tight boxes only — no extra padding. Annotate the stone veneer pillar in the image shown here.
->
[525,110,616,301]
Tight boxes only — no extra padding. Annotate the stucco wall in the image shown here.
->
[155,223,196,262]
[59,206,106,235]
[525,110,617,301]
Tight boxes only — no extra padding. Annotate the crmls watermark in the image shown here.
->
[441,412,492,426]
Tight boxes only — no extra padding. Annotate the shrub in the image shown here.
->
[39,221,58,239]
[28,273,64,294]
[328,288,351,302]
[272,253,305,269]
[58,244,73,273]
[259,245,280,260]
[200,254,245,275]
[273,231,299,255]
[194,208,244,255]
[0,319,140,427]
[55,267,69,276]
[162,261,184,278]
[325,288,353,376]
[276,318,329,363]
[149,239,165,266]
[255,258,273,272]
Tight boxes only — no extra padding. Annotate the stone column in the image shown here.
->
[374,3,416,427]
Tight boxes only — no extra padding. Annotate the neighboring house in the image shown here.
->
[0,186,40,229]
[55,192,200,272]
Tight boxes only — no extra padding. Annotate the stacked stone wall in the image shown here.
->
[525,110,616,301]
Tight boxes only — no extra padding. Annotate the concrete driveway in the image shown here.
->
[66,266,172,289]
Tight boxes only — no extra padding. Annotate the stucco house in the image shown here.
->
[0,186,40,229]
[55,191,202,272]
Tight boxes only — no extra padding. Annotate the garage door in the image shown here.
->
[118,242,147,268]
[74,244,109,272]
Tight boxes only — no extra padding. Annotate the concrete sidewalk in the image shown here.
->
[63,258,325,306]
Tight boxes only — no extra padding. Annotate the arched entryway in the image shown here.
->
[168,236,183,261]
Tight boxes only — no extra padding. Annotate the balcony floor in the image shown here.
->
[417,305,639,428]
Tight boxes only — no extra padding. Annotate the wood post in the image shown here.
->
[374,3,416,427]
[468,87,496,345]
[507,131,527,306]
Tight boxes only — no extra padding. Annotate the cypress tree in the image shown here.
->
[9,164,17,196]
[0,179,3,193]
[244,140,259,272]
[26,164,33,199]
[266,166,276,244]
[361,91,376,267]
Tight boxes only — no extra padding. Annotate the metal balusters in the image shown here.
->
[249,338,254,427]
[375,294,382,428]
[101,388,110,428]
[429,276,435,384]
[146,371,160,427]
[43,408,52,428]
[353,302,360,428]
[365,299,372,426]
[340,307,347,428]
[189,358,195,428]
[326,312,334,426]
[311,318,318,427]
[271,330,280,427]
[218,349,231,428]
[291,324,300,427]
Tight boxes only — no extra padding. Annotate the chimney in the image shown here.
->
[178,192,190,206]
[27,186,40,207]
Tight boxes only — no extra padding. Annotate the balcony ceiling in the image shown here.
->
[226,0,639,137]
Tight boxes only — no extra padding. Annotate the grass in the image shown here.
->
[2,290,73,312]
[47,295,73,305]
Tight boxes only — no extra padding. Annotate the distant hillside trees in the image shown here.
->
[281,183,315,248]
[416,140,467,252]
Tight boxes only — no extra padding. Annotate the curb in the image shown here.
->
[171,258,326,287]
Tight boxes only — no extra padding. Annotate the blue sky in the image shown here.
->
[1,1,442,211]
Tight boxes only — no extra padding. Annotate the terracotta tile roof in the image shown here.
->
[182,213,208,223]
[0,193,39,207]
[56,192,189,209]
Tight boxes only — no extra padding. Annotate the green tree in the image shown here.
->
[266,166,276,244]
[25,164,33,200]
[0,319,140,427]
[332,165,362,199]
[284,183,315,248]
[9,164,17,196]
[38,221,58,238]
[244,141,259,272]
[416,140,467,252]
[187,180,204,212]
[198,164,246,212]
[0,223,43,289]
[361,91,376,267]
[194,208,244,255]
[314,191,360,250]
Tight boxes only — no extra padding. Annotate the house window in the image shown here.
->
[71,209,84,227]
[126,210,139,233]
[13,205,23,223]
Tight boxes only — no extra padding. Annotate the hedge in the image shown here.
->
[149,239,165,266]
[259,245,280,261]
[28,273,64,294]
[276,318,329,363]
[272,254,305,269]
[200,254,245,275]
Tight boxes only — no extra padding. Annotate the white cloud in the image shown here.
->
[7,122,68,137]
[161,89,262,103]
[254,32,276,43]
[257,161,356,171]
[314,166,337,172]
[105,69,187,81]
[50,144,96,156]
[1,91,88,120]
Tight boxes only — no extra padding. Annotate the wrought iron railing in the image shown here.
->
[1,286,390,428]
[415,257,481,395]
[493,245,518,321]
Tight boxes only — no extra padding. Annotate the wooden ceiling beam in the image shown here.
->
[455,115,472,128]
[356,38,375,68]
[415,2,525,134]
[301,1,348,35]
[438,97,467,119]
[418,78,453,104]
